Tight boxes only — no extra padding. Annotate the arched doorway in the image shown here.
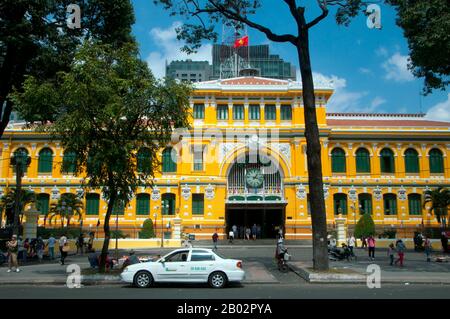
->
[225,153,286,239]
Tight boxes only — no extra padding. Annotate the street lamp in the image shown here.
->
[153,212,158,242]
[161,202,169,247]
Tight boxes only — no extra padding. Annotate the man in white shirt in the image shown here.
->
[347,234,356,256]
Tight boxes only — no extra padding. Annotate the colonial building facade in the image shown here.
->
[1,77,449,239]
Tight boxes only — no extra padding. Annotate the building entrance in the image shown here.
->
[225,204,285,239]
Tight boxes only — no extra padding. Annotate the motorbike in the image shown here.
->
[276,248,291,273]
[328,244,355,261]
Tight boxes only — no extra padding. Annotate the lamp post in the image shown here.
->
[115,204,119,261]
[161,203,169,247]
[153,212,158,239]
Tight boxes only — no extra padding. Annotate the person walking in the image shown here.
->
[395,239,406,267]
[441,231,448,254]
[256,224,261,239]
[87,232,94,252]
[245,227,251,240]
[6,235,20,272]
[347,234,356,256]
[232,225,237,240]
[367,235,376,260]
[35,236,45,263]
[387,243,395,266]
[424,236,432,262]
[251,224,257,240]
[212,231,219,250]
[228,229,234,244]
[59,234,68,265]
[76,233,84,255]
[361,236,367,249]
[46,235,56,260]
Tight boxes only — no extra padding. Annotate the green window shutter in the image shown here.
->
[193,148,203,171]
[62,151,76,174]
[233,105,244,120]
[331,148,346,173]
[334,194,347,215]
[404,149,419,173]
[86,194,99,215]
[192,194,204,215]
[217,105,228,120]
[38,148,53,173]
[408,194,421,215]
[355,149,370,173]
[136,194,150,215]
[429,149,444,173]
[265,105,276,120]
[162,148,177,173]
[384,194,397,215]
[249,105,260,120]
[137,148,151,173]
[380,149,395,173]
[193,104,205,119]
[358,194,372,214]
[162,194,175,215]
[280,105,292,120]
[37,194,49,216]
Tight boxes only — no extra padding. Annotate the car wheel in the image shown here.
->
[209,271,227,289]
[133,271,153,288]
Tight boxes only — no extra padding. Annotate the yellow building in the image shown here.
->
[1,77,449,239]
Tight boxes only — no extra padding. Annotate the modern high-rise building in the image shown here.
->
[165,60,211,83]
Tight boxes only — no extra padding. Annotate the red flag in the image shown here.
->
[233,36,249,48]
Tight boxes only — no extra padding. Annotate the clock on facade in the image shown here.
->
[246,168,264,188]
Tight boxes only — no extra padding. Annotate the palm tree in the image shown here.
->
[424,187,450,229]
[0,189,36,227]
[46,193,83,228]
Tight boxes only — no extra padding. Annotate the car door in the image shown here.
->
[155,250,190,282]
[187,250,217,282]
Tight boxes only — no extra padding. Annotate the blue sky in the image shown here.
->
[131,0,449,120]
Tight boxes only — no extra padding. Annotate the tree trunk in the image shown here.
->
[99,191,117,273]
[296,29,329,271]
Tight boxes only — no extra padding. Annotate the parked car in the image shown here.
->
[120,248,245,288]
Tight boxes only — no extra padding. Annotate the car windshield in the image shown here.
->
[211,251,226,259]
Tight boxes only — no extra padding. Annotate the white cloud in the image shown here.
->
[376,46,388,57]
[146,21,213,78]
[382,53,414,82]
[310,72,373,113]
[425,93,450,122]
[370,96,386,109]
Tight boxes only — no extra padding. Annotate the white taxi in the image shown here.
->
[120,248,245,288]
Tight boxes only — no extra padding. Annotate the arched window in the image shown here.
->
[62,150,76,174]
[331,148,346,173]
[136,193,150,216]
[162,147,177,173]
[12,148,29,174]
[334,193,348,215]
[38,148,53,174]
[162,193,175,215]
[36,193,49,216]
[85,193,100,215]
[429,148,444,174]
[408,193,422,215]
[404,148,419,173]
[358,193,372,214]
[137,148,151,174]
[355,148,371,173]
[383,193,397,215]
[380,148,395,173]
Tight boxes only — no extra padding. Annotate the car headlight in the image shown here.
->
[122,266,129,272]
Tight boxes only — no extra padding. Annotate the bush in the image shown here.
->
[139,219,155,239]
[111,230,129,239]
[354,213,375,238]
[37,227,82,239]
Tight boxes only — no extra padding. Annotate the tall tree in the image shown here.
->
[0,189,36,227]
[12,42,191,272]
[424,187,450,229]
[0,0,135,138]
[46,193,84,228]
[386,0,449,94]
[153,0,380,271]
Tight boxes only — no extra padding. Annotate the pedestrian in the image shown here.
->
[59,234,68,265]
[367,235,376,260]
[76,233,84,255]
[239,225,244,239]
[395,239,406,267]
[35,236,45,262]
[29,238,37,258]
[347,233,356,256]
[228,229,234,244]
[441,231,448,254]
[87,232,94,252]
[387,243,395,266]
[278,227,283,239]
[232,225,237,240]
[252,224,257,240]
[212,231,219,250]
[424,236,432,262]
[245,227,251,240]
[256,224,261,239]
[361,236,367,249]
[6,235,20,272]
[46,234,56,260]
[18,236,26,263]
